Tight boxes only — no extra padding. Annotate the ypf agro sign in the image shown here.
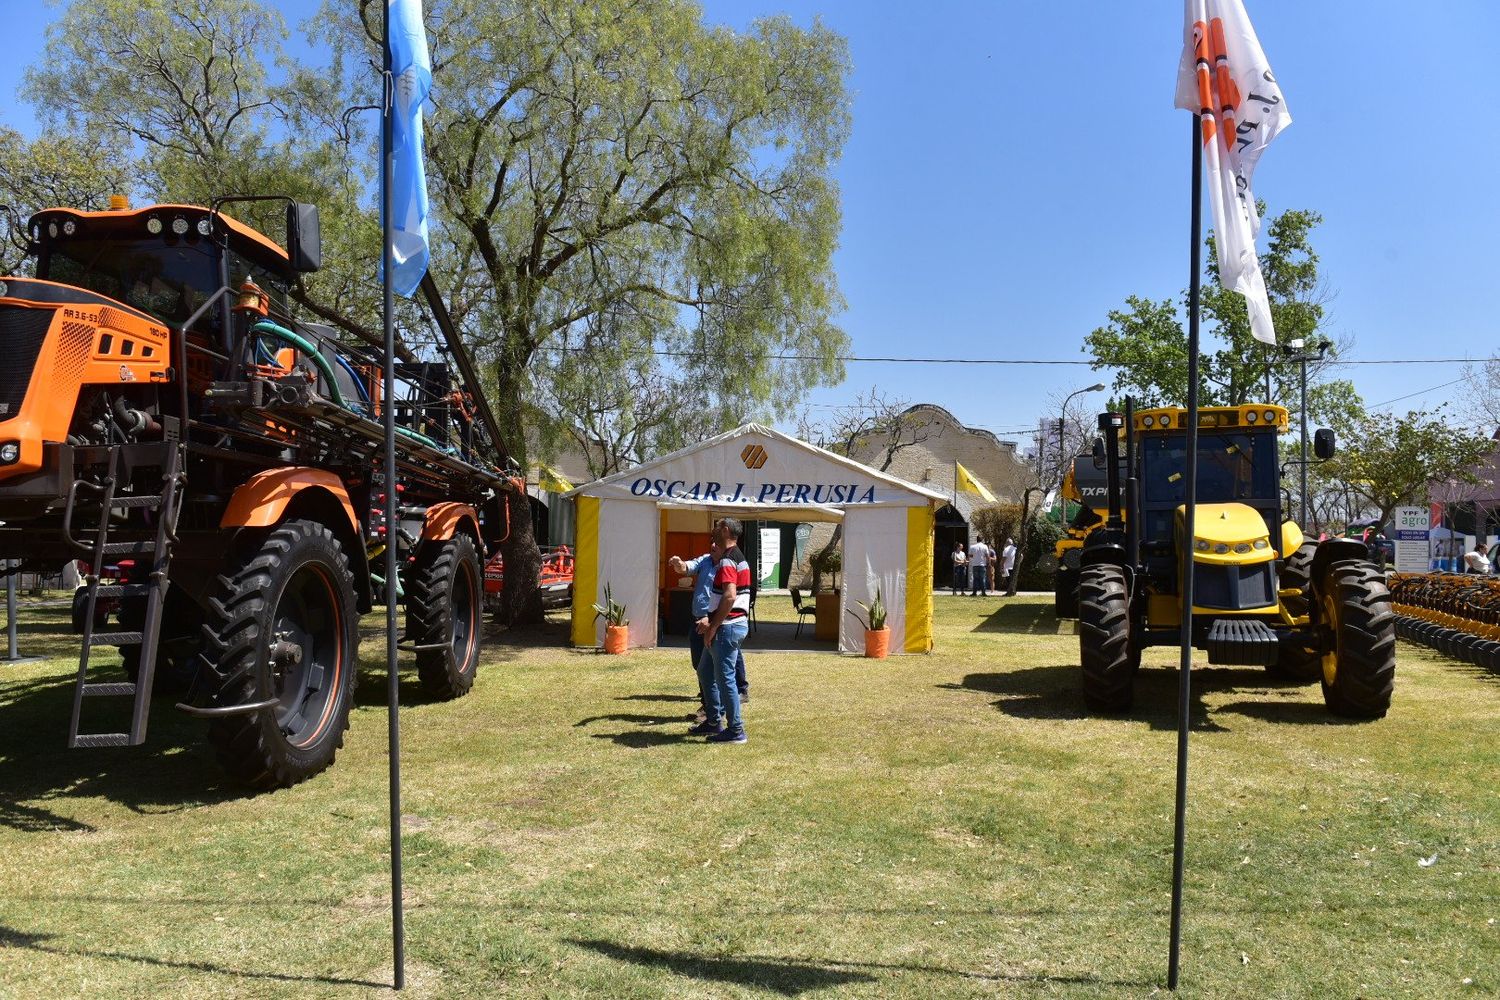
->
[1392,505,1429,574]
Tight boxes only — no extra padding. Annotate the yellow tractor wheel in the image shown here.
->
[1317,561,1396,719]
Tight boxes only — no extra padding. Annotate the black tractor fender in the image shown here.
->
[1079,540,1134,591]
[1310,537,1370,583]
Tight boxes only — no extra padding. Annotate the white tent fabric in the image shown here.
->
[841,505,909,654]
[568,423,941,653]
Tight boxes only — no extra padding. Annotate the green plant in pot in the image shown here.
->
[593,583,630,653]
[847,586,889,658]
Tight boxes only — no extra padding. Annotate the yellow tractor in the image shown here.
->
[1054,454,1113,618]
[1077,403,1395,719]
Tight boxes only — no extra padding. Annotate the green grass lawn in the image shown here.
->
[0,594,1496,998]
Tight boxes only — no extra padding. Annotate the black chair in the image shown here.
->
[790,587,816,639]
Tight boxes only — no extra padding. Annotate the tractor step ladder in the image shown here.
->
[64,443,185,749]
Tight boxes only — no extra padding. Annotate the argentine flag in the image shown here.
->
[386,0,432,297]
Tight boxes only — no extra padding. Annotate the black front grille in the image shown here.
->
[0,305,57,418]
[1195,561,1276,610]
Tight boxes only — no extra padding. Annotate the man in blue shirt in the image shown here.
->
[669,537,749,722]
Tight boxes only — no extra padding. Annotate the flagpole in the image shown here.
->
[1168,110,1205,992]
[381,0,407,989]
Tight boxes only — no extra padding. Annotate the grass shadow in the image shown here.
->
[0,922,385,988]
[568,938,875,996]
[614,693,699,703]
[971,603,1064,635]
[589,730,694,748]
[1215,699,1367,725]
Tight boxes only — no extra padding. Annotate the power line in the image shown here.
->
[559,345,1487,367]
[1369,376,1470,410]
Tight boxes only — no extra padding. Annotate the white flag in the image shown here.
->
[1174,0,1291,345]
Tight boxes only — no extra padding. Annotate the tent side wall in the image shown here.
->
[572,496,659,648]
[840,506,910,653]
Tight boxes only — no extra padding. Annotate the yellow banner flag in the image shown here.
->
[955,462,995,503]
[538,465,574,493]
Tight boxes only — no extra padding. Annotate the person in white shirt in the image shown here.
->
[950,541,968,595]
[967,537,990,596]
[1001,538,1017,590]
[1463,543,1491,574]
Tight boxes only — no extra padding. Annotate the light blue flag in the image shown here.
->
[386,0,432,297]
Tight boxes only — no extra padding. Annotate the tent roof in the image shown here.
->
[564,422,947,504]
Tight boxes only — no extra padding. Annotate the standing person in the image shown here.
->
[950,541,968,595]
[669,533,749,722]
[1463,542,1491,574]
[967,536,990,596]
[692,517,751,743]
[1001,537,1017,591]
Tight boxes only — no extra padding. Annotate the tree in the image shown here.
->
[1459,355,1500,432]
[315,0,853,621]
[1323,406,1494,533]
[1085,208,1359,425]
[0,127,134,274]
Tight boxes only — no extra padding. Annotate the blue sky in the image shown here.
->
[3,1,1495,445]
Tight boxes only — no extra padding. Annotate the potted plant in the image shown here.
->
[847,586,889,659]
[593,583,630,654]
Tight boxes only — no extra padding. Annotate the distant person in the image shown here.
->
[950,541,967,596]
[1464,542,1491,574]
[1001,537,1017,591]
[986,538,998,592]
[967,536,990,596]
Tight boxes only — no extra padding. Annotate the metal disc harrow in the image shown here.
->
[1390,572,1500,673]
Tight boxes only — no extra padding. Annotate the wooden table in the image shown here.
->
[814,590,841,641]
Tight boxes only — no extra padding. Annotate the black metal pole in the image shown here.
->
[1299,355,1309,528]
[6,563,16,660]
[1168,112,1204,992]
[381,3,406,989]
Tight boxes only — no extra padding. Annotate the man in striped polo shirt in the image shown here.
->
[689,517,751,743]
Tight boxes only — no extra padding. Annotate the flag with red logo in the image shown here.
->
[1174,0,1291,345]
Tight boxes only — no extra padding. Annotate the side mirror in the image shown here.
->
[1091,436,1107,470]
[1313,427,1335,460]
[286,202,322,273]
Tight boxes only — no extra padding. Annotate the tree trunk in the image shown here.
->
[1007,490,1036,597]
[495,486,544,625]
[810,524,843,592]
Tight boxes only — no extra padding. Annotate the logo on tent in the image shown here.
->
[741,444,768,469]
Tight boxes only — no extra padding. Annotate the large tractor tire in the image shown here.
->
[1079,563,1137,712]
[199,519,358,789]
[406,533,483,699]
[1317,560,1396,719]
[71,589,108,634]
[1054,565,1080,619]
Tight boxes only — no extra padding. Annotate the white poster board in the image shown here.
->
[758,527,781,589]
[1392,505,1429,574]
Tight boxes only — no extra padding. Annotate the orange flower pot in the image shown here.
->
[603,624,629,654]
[864,627,890,659]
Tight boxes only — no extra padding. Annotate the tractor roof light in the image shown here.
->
[196,218,212,236]
[1143,415,1155,427]
[146,216,163,235]
[1245,410,1259,424]
[171,216,190,235]
[62,219,77,236]
[1264,409,1276,423]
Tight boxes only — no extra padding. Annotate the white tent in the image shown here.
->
[566,423,944,654]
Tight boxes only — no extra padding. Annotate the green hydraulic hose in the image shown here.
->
[251,320,450,453]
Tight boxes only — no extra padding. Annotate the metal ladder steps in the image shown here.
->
[82,682,138,697]
[86,631,145,647]
[90,584,152,599]
[72,733,132,749]
[98,542,157,556]
[107,495,168,509]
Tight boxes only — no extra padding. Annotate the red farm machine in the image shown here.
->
[0,195,518,788]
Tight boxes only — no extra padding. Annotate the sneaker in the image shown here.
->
[706,729,748,744]
[687,720,723,736]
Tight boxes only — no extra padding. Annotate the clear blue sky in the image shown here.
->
[3,1,1495,445]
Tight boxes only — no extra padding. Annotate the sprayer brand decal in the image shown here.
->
[629,477,878,505]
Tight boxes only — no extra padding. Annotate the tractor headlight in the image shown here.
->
[1264,409,1276,423]
[146,216,163,235]
[1214,543,1230,554]
[1234,543,1252,553]
[47,221,58,238]
[0,442,19,464]
[1144,415,1155,427]
[1195,539,1209,551]
[171,216,190,235]
[1245,410,1258,424]
[62,219,77,236]
[196,218,212,236]
[1253,538,1268,549]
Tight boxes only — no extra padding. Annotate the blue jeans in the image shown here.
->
[690,628,747,710]
[697,618,749,735]
[970,564,988,595]
[952,565,966,594]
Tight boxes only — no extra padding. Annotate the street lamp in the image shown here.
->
[1057,382,1108,520]
[1280,337,1331,528]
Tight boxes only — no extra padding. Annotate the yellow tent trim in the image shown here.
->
[905,504,934,652]
[570,495,600,646]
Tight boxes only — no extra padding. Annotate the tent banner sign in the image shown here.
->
[628,477,880,506]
